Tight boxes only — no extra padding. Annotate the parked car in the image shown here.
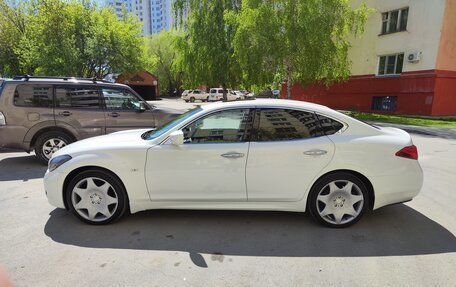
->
[233,90,246,100]
[181,89,209,102]
[208,88,239,101]
[255,89,274,98]
[44,99,423,227]
[181,90,191,97]
[0,75,181,163]
[272,90,280,98]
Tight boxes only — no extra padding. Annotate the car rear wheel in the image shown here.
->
[35,131,73,164]
[308,172,369,228]
[66,169,128,225]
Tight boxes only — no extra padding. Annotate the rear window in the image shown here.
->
[13,84,53,107]
[316,114,345,135]
[0,80,5,96]
[55,86,101,109]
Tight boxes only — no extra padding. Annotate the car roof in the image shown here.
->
[200,99,334,114]
[4,76,128,88]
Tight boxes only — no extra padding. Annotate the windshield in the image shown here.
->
[141,107,203,140]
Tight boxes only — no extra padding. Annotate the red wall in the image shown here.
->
[284,70,456,116]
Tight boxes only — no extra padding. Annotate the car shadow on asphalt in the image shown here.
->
[44,204,456,264]
[0,154,46,181]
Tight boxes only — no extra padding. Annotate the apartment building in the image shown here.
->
[102,0,132,18]
[289,0,456,115]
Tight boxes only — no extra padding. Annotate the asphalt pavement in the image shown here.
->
[0,99,455,286]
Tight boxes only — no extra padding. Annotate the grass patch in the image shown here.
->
[344,111,456,128]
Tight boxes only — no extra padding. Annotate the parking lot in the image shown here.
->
[0,99,455,286]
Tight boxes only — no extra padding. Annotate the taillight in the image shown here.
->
[396,145,418,160]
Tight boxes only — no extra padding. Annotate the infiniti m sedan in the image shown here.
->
[44,99,423,227]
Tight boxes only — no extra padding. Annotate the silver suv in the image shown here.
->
[0,76,180,163]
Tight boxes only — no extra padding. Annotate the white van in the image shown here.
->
[208,88,240,102]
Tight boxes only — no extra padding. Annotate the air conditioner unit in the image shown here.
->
[407,51,422,62]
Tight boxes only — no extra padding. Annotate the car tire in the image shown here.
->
[307,172,369,228]
[66,169,129,225]
[184,100,189,103]
[35,131,73,164]
[189,97,195,103]
[206,96,209,102]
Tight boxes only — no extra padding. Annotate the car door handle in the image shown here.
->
[108,112,119,117]
[221,152,245,158]
[58,111,72,116]
[304,149,327,156]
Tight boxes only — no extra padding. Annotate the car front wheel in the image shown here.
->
[308,172,369,228]
[66,169,129,225]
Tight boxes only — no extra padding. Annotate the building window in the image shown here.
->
[381,7,408,34]
[371,96,397,112]
[378,53,404,75]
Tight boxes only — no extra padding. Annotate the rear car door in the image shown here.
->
[101,87,155,133]
[54,85,106,139]
[246,108,335,201]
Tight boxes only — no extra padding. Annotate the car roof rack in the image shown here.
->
[12,75,113,83]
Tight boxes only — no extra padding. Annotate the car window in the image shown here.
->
[182,109,251,144]
[102,88,141,110]
[13,84,53,108]
[210,89,216,93]
[143,107,203,140]
[55,86,101,109]
[316,114,345,135]
[254,108,323,141]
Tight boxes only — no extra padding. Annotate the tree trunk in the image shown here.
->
[222,84,227,101]
[285,60,293,99]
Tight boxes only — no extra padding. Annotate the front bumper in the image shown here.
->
[44,170,67,209]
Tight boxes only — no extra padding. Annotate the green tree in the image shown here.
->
[0,0,31,76]
[228,0,371,98]
[174,0,242,100]
[143,30,184,97]
[0,0,144,78]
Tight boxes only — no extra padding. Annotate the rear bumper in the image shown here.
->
[0,125,29,151]
[371,161,423,209]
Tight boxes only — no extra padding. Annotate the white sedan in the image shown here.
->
[44,99,423,227]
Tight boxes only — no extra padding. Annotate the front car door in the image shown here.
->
[102,87,155,133]
[145,108,253,201]
[246,108,335,201]
[54,85,106,140]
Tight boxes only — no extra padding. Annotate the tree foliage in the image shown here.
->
[176,0,370,97]
[143,30,184,97]
[231,0,371,98]
[174,0,242,99]
[0,0,144,77]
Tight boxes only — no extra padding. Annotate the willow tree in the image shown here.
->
[174,0,242,100]
[229,0,370,98]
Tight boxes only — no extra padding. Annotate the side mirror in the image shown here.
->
[166,130,184,145]
[139,102,148,111]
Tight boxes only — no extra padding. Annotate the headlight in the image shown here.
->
[48,155,72,172]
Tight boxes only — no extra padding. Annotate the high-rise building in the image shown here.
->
[131,0,175,35]
[102,0,132,18]
[103,0,179,35]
